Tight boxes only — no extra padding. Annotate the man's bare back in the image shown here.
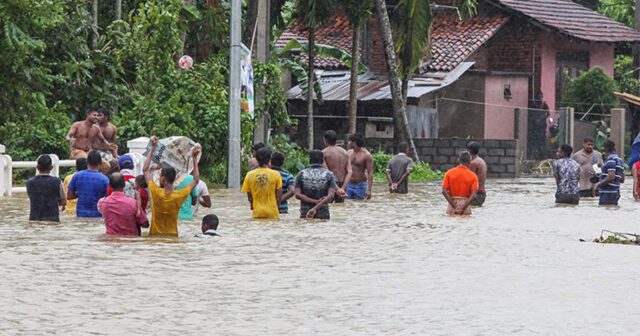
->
[469,156,487,190]
[323,145,350,183]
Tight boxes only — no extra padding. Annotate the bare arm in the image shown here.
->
[90,125,111,151]
[295,187,320,205]
[187,145,201,190]
[66,123,78,142]
[143,136,158,184]
[200,195,212,208]
[442,188,456,209]
[306,187,336,218]
[58,182,67,207]
[342,156,353,189]
[281,185,295,203]
[365,153,374,199]
[246,192,253,209]
[396,170,412,186]
[275,188,282,209]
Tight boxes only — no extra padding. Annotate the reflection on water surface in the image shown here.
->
[1,178,639,335]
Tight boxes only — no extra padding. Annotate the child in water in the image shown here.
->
[195,214,220,237]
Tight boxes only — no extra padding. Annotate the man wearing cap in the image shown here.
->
[107,155,136,198]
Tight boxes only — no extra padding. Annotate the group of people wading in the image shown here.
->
[241,130,488,220]
[26,121,630,238]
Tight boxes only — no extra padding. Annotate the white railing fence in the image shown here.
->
[0,137,149,197]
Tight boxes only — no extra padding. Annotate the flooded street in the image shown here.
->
[1,178,639,335]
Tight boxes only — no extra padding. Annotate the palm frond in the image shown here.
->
[394,0,432,80]
[275,38,368,74]
[457,0,478,19]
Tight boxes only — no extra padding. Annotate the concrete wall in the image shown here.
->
[368,138,519,178]
[540,33,615,112]
[438,73,485,138]
[484,75,529,139]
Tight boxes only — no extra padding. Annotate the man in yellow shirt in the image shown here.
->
[143,136,201,236]
[242,147,282,219]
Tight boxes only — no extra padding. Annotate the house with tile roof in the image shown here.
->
[279,0,640,158]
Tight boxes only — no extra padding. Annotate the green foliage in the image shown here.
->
[269,133,309,175]
[614,55,640,94]
[372,151,442,182]
[294,0,335,29]
[394,0,433,81]
[598,0,634,27]
[253,61,290,129]
[562,67,618,114]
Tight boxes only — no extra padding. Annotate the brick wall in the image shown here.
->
[368,138,519,178]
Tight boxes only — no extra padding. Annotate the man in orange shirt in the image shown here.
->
[442,152,479,215]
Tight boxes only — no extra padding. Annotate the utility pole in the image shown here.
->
[228,0,242,188]
[253,0,271,145]
[635,0,640,88]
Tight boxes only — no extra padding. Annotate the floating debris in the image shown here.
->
[592,230,640,245]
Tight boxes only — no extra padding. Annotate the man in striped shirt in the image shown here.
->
[593,140,625,206]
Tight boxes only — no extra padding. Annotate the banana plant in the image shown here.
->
[273,38,368,105]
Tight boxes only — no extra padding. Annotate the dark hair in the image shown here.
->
[459,151,471,164]
[271,151,285,167]
[109,173,126,191]
[256,147,272,166]
[75,157,88,171]
[85,108,97,116]
[583,137,594,144]
[309,149,324,165]
[604,139,616,153]
[135,175,147,188]
[87,151,102,167]
[252,143,265,153]
[96,107,111,120]
[398,142,409,153]
[324,130,338,145]
[560,144,573,157]
[467,141,480,155]
[37,155,53,172]
[202,214,219,230]
[348,133,365,148]
[161,167,177,184]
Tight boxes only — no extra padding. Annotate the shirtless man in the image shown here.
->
[572,137,604,198]
[93,108,118,157]
[66,109,111,159]
[346,133,373,200]
[467,142,487,206]
[322,130,352,202]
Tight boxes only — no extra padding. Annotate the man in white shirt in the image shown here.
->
[192,179,212,217]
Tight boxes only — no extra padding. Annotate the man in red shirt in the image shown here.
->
[99,173,148,236]
[442,152,479,215]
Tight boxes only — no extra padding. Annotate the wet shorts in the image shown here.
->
[347,182,368,200]
[555,192,580,205]
[599,192,620,206]
[471,191,486,206]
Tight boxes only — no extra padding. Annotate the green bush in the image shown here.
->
[561,67,618,115]
[269,133,309,176]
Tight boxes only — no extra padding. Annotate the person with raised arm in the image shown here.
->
[143,136,201,236]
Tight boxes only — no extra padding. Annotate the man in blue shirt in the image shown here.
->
[68,151,109,217]
[270,151,295,214]
[593,140,625,206]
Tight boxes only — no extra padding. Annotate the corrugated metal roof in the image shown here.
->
[287,62,475,102]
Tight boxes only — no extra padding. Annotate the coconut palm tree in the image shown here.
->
[395,0,476,101]
[342,0,374,134]
[294,0,335,151]
[374,0,418,160]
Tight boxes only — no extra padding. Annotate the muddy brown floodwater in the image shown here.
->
[1,178,639,335]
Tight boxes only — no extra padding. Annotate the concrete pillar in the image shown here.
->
[127,137,150,156]
[253,0,270,146]
[568,107,575,149]
[50,154,60,178]
[2,154,12,196]
[0,144,4,154]
[610,108,626,159]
